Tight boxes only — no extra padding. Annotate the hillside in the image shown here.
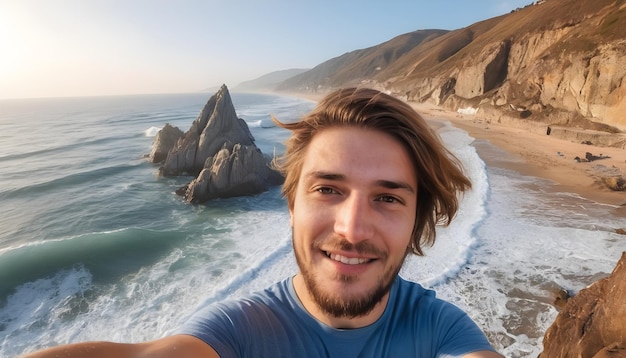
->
[274,0,626,144]
[277,30,449,91]
[234,68,309,92]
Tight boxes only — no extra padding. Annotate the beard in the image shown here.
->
[294,235,406,319]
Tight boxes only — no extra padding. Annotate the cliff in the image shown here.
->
[277,0,626,143]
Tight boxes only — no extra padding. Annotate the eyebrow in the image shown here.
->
[304,171,416,194]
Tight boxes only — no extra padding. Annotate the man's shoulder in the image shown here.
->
[250,277,295,305]
[391,276,465,319]
[394,276,436,299]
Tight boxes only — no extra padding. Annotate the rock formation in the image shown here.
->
[180,143,283,203]
[150,84,283,203]
[160,85,255,176]
[148,123,184,163]
[540,252,626,357]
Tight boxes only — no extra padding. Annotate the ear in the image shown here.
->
[289,207,294,227]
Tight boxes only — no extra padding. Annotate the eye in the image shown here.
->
[317,186,338,195]
[376,195,403,204]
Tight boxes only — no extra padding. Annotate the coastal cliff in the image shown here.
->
[276,0,626,143]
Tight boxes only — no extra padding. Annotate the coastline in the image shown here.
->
[409,102,626,215]
[279,91,626,216]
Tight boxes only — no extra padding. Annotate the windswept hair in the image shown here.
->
[273,88,471,256]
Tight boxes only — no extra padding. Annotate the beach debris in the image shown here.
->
[601,176,626,191]
[540,252,626,357]
[616,228,626,236]
[574,152,611,162]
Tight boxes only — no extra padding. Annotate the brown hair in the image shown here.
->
[273,87,471,256]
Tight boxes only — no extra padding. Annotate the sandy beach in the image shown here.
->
[409,103,626,213]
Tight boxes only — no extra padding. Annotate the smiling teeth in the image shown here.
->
[329,253,371,265]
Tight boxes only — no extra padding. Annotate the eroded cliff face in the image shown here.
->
[385,1,626,137]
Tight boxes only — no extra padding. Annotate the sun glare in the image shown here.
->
[0,5,43,98]
[0,11,27,78]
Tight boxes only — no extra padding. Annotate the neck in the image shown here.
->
[292,273,390,329]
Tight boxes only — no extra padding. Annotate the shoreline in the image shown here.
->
[409,102,626,215]
[279,91,626,216]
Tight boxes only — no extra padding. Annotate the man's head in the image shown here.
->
[274,87,471,256]
[273,88,471,323]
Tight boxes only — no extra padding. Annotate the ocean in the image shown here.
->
[1,92,624,357]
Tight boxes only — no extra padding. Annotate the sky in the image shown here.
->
[0,0,533,99]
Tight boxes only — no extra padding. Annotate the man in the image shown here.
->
[23,88,501,357]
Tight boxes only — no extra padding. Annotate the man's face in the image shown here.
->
[290,126,417,321]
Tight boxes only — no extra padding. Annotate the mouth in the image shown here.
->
[324,251,375,265]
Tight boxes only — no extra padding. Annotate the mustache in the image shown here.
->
[315,237,388,260]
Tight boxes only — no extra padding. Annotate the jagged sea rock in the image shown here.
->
[151,84,283,203]
[148,123,184,163]
[182,143,283,203]
[539,252,626,357]
[160,84,255,176]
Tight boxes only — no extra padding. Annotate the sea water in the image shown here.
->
[1,92,625,357]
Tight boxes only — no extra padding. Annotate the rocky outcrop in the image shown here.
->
[179,143,283,203]
[540,252,626,357]
[455,41,510,99]
[151,84,282,203]
[161,85,255,176]
[148,124,184,163]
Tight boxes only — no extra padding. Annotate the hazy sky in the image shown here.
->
[0,0,532,99]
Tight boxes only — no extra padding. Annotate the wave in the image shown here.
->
[0,163,142,200]
[400,121,490,287]
[241,114,276,129]
[0,228,185,301]
[0,134,141,163]
[190,236,294,314]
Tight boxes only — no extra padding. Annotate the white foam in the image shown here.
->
[144,126,161,137]
[0,266,93,354]
[400,121,489,286]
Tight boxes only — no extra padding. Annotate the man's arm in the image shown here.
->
[463,350,504,358]
[19,335,218,358]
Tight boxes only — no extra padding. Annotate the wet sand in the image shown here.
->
[409,102,626,214]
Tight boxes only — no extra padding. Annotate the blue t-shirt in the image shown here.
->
[177,276,495,357]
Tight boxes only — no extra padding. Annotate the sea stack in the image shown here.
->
[150,84,283,203]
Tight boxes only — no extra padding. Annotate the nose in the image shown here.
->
[333,193,374,243]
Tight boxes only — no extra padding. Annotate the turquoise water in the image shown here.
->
[1,92,625,357]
